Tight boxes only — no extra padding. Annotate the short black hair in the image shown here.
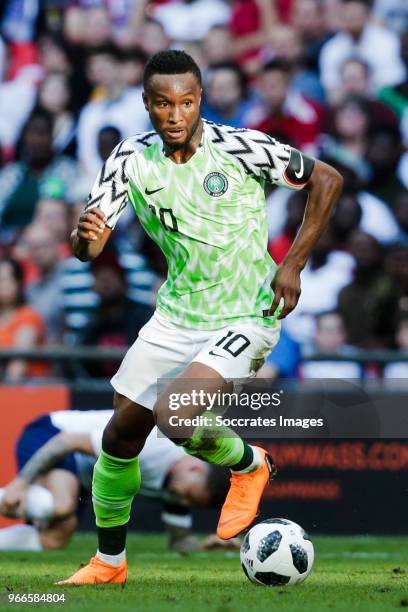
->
[208,62,248,99]
[25,107,54,133]
[143,50,202,90]
[86,44,122,62]
[262,58,293,75]
[119,46,148,66]
[0,257,25,306]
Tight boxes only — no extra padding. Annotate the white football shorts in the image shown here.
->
[111,311,280,410]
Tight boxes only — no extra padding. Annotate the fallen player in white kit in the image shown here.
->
[0,410,236,552]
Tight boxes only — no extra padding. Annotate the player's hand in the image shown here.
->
[200,534,241,550]
[266,261,302,320]
[76,208,107,242]
[1,477,28,518]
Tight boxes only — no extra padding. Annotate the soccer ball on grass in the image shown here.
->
[240,518,314,586]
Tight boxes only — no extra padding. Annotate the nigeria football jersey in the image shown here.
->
[86,120,314,330]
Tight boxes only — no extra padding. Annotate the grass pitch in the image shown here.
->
[0,534,407,611]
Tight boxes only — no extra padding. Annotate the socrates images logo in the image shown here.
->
[203,172,228,197]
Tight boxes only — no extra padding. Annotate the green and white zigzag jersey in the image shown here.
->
[86,120,312,330]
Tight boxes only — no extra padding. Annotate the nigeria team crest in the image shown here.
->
[203,172,228,197]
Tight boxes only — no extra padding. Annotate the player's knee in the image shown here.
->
[53,495,77,519]
[40,517,77,550]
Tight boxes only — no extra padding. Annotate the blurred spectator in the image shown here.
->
[119,47,148,88]
[378,31,408,146]
[202,25,233,66]
[81,251,152,377]
[268,191,306,263]
[320,154,399,244]
[31,196,72,257]
[0,108,78,237]
[0,41,40,158]
[62,6,87,46]
[77,45,148,184]
[329,191,362,249]
[320,96,372,181]
[229,0,276,71]
[365,126,407,209]
[257,329,301,379]
[22,224,65,344]
[338,231,397,347]
[383,313,408,378]
[393,191,408,242]
[300,311,363,378]
[319,0,406,97]
[1,0,39,42]
[86,6,112,47]
[336,57,399,129]
[251,59,322,150]
[385,243,408,314]
[97,126,122,164]
[153,0,230,42]
[372,0,408,35]
[37,72,77,157]
[283,228,355,344]
[0,256,47,381]
[37,33,91,112]
[61,240,158,345]
[138,19,170,57]
[264,25,326,104]
[37,34,72,76]
[202,63,260,127]
[291,0,332,74]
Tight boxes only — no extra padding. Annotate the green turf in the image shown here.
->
[0,534,407,611]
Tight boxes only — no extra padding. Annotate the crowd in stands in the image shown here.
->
[0,0,407,380]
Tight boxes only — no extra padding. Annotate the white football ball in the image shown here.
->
[240,518,314,586]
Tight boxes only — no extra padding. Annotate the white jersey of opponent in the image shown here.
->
[49,410,186,493]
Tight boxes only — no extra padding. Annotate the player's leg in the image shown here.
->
[154,323,280,539]
[40,469,80,520]
[57,394,154,585]
[93,394,154,559]
[39,515,78,550]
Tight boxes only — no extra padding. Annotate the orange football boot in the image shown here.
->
[217,447,277,540]
[56,556,127,585]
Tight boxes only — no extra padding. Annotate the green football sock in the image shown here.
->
[181,418,254,469]
[92,450,141,528]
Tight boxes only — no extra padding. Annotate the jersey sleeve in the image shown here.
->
[211,125,315,190]
[84,139,135,229]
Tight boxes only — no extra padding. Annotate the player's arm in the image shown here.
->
[72,140,132,262]
[217,128,343,318]
[1,433,94,517]
[269,159,343,319]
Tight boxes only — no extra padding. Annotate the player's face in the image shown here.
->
[167,460,211,506]
[143,73,202,150]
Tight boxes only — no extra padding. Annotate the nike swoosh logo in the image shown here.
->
[294,154,304,179]
[145,187,164,195]
[209,350,227,359]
